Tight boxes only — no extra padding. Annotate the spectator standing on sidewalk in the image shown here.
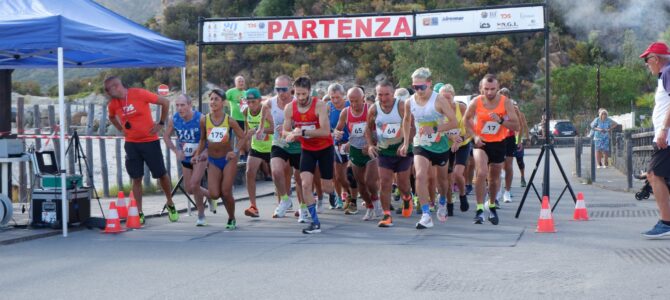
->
[590,108,618,168]
[639,41,670,239]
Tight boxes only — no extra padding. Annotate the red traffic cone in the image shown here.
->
[573,192,589,221]
[126,198,142,229]
[103,202,124,233]
[116,191,128,220]
[536,196,556,233]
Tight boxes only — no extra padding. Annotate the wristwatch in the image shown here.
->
[498,118,504,125]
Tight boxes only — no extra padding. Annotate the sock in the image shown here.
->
[384,210,391,216]
[421,204,430,214]
[280,194,289,202]
[372,199,381,209]
[300,203,307,209]
[662,220,670,226]
[439,195,446,206]
[477,203,484,211]
[402,194,412,202]
[489,203,497,209]
[307,203,320,225]
[367,202,374,209]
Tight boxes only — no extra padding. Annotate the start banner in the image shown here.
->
[203,15,414,43]
[415,5,544,37]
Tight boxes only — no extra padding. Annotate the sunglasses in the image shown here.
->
[644,55,657,63]
[124,121,131,130]
[275,87,289,93]
[412,84,429,91]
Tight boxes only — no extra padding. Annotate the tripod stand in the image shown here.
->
[64,130,105,220]
[515,141,577,218]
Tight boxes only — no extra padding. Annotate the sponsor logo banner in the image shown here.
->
[416,5,544,37]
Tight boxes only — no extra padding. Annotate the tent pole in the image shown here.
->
[181,67,187,94]
[58,47,68,237]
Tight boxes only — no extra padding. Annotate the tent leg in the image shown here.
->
[58,47,68,237]
[181,67,187,94]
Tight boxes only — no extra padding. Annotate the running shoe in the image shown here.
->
[488,207,499,225]
[437,204,447,222]
[167,204,179,222]
[335,196,344,209]
[503,191,512,203]
[466,184,473,195]
[298,208,310,223]
[316,197,324,213]
[401,198,413,218]
[208,199,217,214]
[272,200,292,218]
[196,216,207,227]
[392,185,400,202]
[643,221,670,239]
[374,206,384,220]
[139,212,145,225]
[520,178,527,188]
[474,209,484,224]
[378,214,394,227]
[362,208,375,221]
[329,193,337,209]
[459,195,469,212]
[244,206,259,218]
[302,222,321,234]
[447,203,454,217]
[286,201,294,212]
[345,202,358,215]
[416,214,434,229]
[495,199,501,208]
[226,219,236,230]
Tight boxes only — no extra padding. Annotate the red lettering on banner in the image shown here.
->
[283,21,299,39]
[302,20,317,39]
[268,21,281,40]
[319,19,335,38]
[375,17,391,37]
[394,17,412,36]
[355,19,372,38]
[338,19,352,38]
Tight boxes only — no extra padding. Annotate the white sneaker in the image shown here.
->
[298,208,310,223]
[196,216,207,227]
[437,204,447,222]
[316,197,323,213]
[416,214,434,229]
[503,191,512,203]
[362,208,375,221]
[273,200,292,218]
[286,200,294,212]
[208,199,217,214]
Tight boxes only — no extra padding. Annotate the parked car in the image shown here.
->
[529,120,577,145]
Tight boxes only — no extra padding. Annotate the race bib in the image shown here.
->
[481,121,501,135]
[351,122,366,137]
[182,143,199,157]
[419,131,439,145]
[446,128,460,136]
[380,123,401,139]
[207,127,228,143]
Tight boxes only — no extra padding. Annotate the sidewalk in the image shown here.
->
[0,180,278,245]
[576,145,645,194]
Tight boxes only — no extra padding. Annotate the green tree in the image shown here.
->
[12,81,41,95]
[391,39,467,91]
[255,0,295,16]
[161,3,210,44]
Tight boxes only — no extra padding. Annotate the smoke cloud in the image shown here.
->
[550,0,670,57]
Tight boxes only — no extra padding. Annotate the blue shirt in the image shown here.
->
[328,100,350,144]
[173,110,202,162]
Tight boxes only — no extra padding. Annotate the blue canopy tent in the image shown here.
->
[0,0,186,236]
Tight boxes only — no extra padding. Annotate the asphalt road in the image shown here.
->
[1,148,667,299]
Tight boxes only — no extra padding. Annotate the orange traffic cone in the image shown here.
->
[573,192,589,221]
[116,191,128,220]
[536,196,556,233]
[126,198,142,229]
[103,202,124,233]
